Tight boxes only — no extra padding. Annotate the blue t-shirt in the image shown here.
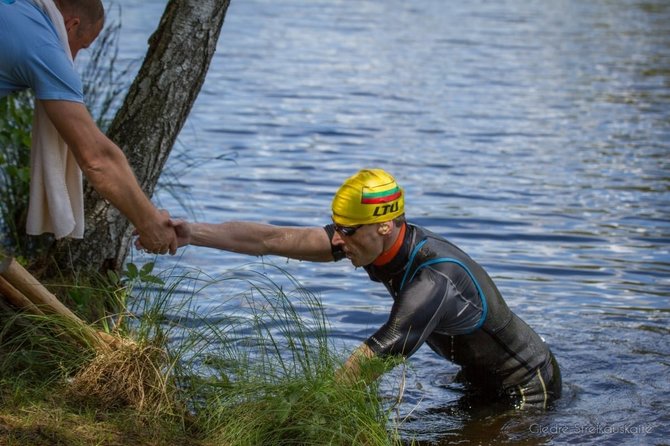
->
[0,0,84,101]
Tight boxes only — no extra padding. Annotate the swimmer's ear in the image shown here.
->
[378,222,392,235]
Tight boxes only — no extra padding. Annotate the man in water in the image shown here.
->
[163,169,562,410]
[0,0,176,253]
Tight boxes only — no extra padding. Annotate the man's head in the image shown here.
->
[332,169,404,226]
[55,0,105,59]
[331,169,405,266]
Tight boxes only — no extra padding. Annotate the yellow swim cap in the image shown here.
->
[332,169,404,226]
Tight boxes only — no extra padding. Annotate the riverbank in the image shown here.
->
[0,265,404,446]
[0,380,199,446]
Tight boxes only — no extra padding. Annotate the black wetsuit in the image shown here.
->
[325,223,561,409]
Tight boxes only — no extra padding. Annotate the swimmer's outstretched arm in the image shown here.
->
[169,220,335,262]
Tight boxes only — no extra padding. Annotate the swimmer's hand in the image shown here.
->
[134,218,192,251]
[168,219,192,248]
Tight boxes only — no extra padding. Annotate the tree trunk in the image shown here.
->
[50,0,230,274]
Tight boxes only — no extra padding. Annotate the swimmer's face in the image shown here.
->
[331,222,388,267]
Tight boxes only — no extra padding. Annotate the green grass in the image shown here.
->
[0,92,35,254]
[0,262,408,446]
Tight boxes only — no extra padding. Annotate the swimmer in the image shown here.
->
[148,169,562,410]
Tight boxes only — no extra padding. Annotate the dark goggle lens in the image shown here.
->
[335,224,361,236]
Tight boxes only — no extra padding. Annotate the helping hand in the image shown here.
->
[133,209,178,255]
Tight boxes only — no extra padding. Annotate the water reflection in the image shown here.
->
[110,0,670,443]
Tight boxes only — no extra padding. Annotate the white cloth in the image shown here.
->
[26,0,85,239]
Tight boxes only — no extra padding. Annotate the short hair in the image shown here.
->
[56,0,105,26]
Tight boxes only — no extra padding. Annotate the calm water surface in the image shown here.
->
[105,0,669,444]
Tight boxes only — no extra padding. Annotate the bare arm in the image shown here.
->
[174,220,335,262]
[40,99,177,254]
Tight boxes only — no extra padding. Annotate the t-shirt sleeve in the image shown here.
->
[26,42,84,102]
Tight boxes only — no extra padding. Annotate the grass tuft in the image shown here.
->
[68,339,173,414]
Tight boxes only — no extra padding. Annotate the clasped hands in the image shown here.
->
[133,209,178,255]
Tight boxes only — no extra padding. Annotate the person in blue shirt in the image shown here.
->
[153,169,562,410]
[0,0,176,254]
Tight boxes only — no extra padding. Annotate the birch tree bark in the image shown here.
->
[51,0,230,274]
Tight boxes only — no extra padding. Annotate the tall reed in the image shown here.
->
[151,262,404,445]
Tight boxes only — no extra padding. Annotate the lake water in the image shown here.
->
[98,0,669,444]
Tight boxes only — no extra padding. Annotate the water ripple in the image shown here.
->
[114,0,670,443]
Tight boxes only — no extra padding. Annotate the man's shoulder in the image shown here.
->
[1,0,64,53]
[2,0,84,101]
[3,0,53,29]
[409,223,454,253]
[409,223,479,272]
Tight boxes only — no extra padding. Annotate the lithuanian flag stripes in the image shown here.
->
[361,186,402,204]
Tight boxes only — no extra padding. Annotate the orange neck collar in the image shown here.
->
[373,223,406,266]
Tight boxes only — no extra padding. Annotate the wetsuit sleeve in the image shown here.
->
[323,224,346,261]
[364,265,484,358]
